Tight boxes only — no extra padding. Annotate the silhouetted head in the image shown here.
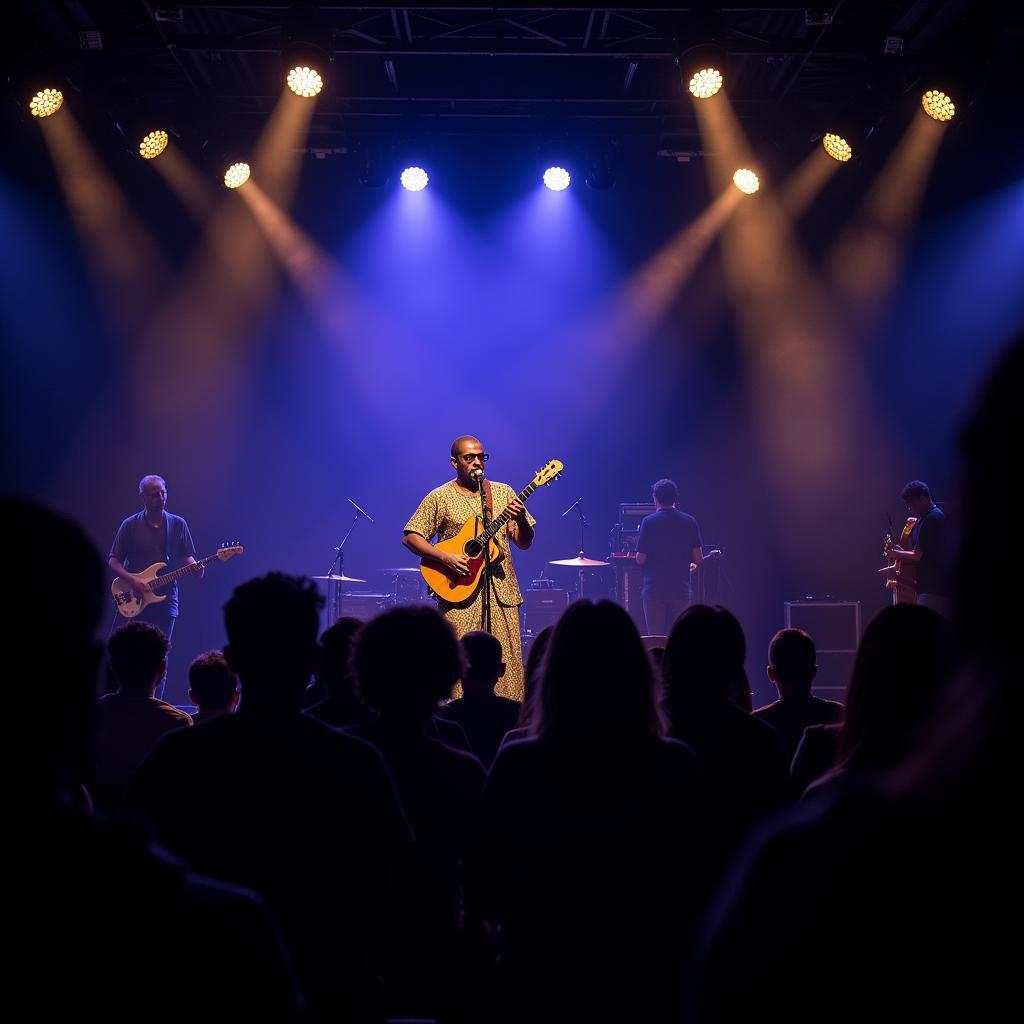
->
[533,599,664,743]
[223,573,323,710]
[900,479,934,519]
[768,627,818,696]
[187,650,238,714]
[316,616,363,697]
[353,605,464,722]
[838,603,951,771]
[520,625,554,728]
[652,478,678,507]
[108,621,170,694]
[461,630,505,694]
[662,604,747,723]
[4,498,104,799]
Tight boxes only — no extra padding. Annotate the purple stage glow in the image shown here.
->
[543,166,571,192]
[400,166,429,192]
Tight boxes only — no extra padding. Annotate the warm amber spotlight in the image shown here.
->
[822,133,853,162]
[921,90,955,122]
[139,130,169,160]
[286,65,323,98]
[30,88,63,118]
[224,162,251,189]
[689,67,724,99]
[733,168,760,195]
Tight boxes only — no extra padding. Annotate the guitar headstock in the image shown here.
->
[218,543,245,560]
[533,459,564,487]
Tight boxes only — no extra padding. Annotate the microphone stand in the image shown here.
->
[325,501,371,624]
[575,500,589,600]
[478,473,492,634]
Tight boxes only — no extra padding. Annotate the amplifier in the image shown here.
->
[523,588,568,633]
[783,600,862,694]
[336,593,391,623]
[619,502,656,533]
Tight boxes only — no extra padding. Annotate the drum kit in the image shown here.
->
[313,567,431,623]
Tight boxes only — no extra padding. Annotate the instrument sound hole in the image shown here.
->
[464,539,483,559]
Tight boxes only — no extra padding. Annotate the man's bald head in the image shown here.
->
[451,435,482,458]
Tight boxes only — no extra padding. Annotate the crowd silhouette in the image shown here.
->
[8,335,1019,1022]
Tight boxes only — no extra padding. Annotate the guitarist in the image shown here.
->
[884,480,950,616]
[403,436,535,702]
[108,475,204,646]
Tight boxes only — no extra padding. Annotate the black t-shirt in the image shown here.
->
[636,508,702,596]
[109,511,197,615]
[910,506,948,597]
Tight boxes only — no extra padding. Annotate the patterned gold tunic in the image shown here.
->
[405,480,537,701]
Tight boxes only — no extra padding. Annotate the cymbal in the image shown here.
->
[310,574,367,583]
[377,567,422,573]
[549,556,609,568]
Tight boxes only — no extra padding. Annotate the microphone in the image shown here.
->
[561,496,583,518]
[347,497,375,524]
[470,468,484,482]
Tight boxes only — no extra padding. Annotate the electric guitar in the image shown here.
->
[420,460,564,605]
[880,517,917,605]
[111,544,244,618]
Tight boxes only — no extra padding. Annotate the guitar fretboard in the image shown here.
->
[149,552,221,591]
[479,481,538,545]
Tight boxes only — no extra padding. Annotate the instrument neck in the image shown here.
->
[479,481,536,544]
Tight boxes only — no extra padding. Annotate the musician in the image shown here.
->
[403,436,535,701]
[635,478,703,636]
[108,475,204,642]
[885,480,949,614]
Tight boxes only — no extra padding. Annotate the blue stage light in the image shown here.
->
[400,166,429,192]
[543,166,571,191]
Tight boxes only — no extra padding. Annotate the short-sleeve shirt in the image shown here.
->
[405,480,536,607]
[109,511,197,616]
[636,508,702,597]
[910,506,949,597]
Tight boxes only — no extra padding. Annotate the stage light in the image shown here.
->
[921,89,955,122]
[689,67,723,99]
[286,65,323,98]
[822,132,852,162]
[543,166,570,191]
[30,87,63,118]
[400,166,428,192]
[138,130,169,160]
[224,162,251,189]
[733,168,760,195]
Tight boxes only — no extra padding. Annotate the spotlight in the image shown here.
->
[138,130,169,160]
[286,65,323,98]
[400,166,428,192]
[29,87,63,118]
[733,168,760,195]
[822,132,852,162]
[282,39,330,97]
[921,89,955,122]
[681,45,728,99]
[689,67,723,100]
[543,166,571,191]
[224,162,251,189]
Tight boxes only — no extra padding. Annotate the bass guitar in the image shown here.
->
[880,517,917,605]
[112,544,244,618]
[420,460,563,605]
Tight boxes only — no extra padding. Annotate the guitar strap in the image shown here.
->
[482,479,494,523]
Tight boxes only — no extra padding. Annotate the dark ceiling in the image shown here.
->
[6,2,1019,156]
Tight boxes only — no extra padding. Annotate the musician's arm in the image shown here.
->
[404,530,470,575]
[109,556,148,596]
[887,546,922,562]
[505,496,534,550]
[403,531,437,560]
